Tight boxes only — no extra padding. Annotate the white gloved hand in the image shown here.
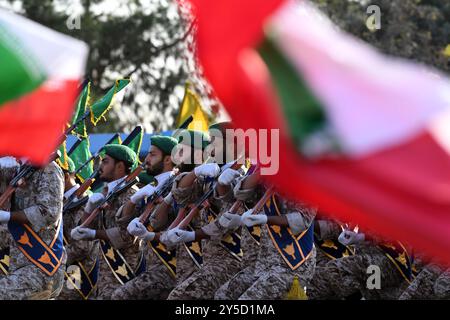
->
[0,157,18,169]
[71,226,96,241]
[219,211,242,230]
[167,227,195,244]
[338,230,365,246]
[159,231,177,248]
[0,210,11,223]
[130,184,157,204]
[241,209,268,227]
[218,168,240,186]
[84,193,105,213]
[126,218,156,241]
[194,163,220,179]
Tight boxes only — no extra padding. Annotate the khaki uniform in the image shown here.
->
[167,170,244,300]
[0,162,65,300]
[90,184,138,300]
[57,192,100,300]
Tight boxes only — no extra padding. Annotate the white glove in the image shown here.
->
[0,210,11,223]
[194,163,220,179]
[71,226,96,240]
[127,218,155,241]
[130,184,157,204]
[167,227,195,244]
[0,157,18,169]
[219,211,242,230]
[160,231,177,248]
[218,168,240,186]
[84,193,105,213]
[241,209,268,227]
[338,230,365,246]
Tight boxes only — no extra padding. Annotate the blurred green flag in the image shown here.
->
[70,137,93,182]
[89,79,130,126]
[71,81,91,138]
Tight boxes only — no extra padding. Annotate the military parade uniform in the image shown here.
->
[166,164,245,300]
[0,161,66,300]
[57,185,100,300]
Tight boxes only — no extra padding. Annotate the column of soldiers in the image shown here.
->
[0,122,449,300]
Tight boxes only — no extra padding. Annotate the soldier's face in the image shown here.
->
[145,146,164,176]
[99,155,117,182]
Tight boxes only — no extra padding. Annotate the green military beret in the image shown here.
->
[66,157,76,173]
[138,172,155,185]
[176,129,210,150]
[103,144,137,168]
[150,135,178,156]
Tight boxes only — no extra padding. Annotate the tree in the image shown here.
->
[1,0,219,133]
[310,0,450,75]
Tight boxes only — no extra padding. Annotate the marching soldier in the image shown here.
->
[57,157,100,300]
[308,228,411,300]
[0,156,66,300]
[164,122,247,300]
[111,135,179,300]
[216,170,317,300]
[70,145,140,299]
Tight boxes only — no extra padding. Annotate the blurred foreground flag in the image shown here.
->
[0,9,88,165]
[192,0,450,262]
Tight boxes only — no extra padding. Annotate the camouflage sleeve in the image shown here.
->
[149,194,175,231]
[233,176,257,202]
[0,165,18,191]
[23,163,64,231]
[171,172,204,206]
[106,187,137,250]
[284,200,316,236]
[316,219,342,240]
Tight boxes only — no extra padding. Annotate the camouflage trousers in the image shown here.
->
[111,261,176,300]
[167,245,242,300]
[237,248,316,300]
[0,264,65,300]
[309,245,406,300]
[433,268,450,299]
[215,265,257,300]
[399,264,443,300]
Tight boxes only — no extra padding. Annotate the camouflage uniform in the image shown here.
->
[214,181,265,300]
[57,188,100,300]
[238,198,316,300]
[314,218,344,267]
[0,161,66,300]
[308,237,409,300]
[399,261,444,300]
[89,181,138,300]
[432,266,450,299]
[111,191,178,300]
[167,169,244,300]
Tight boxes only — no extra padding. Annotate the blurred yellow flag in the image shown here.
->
[444,44,450,57]
[176,83,209,132]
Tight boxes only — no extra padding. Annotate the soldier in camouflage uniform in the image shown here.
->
[70,145,139,300]
[432,266,450,299]
[56,157,100,300]
[308,228,410,300]
[110,135,179,300]
[165,123,248,300]
[0,162,15,279]
[399,258,444,300]
[0,156,65,300]
[214,173,266,300]
[217,170,317,300]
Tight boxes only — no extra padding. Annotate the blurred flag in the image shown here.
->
[176,83,209,132]
[0,9,88,165]
[69,137,93,182]
[192,0,450,262]
[56,140,70,171]
[71,80,91,138]
[89,79,130,126]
